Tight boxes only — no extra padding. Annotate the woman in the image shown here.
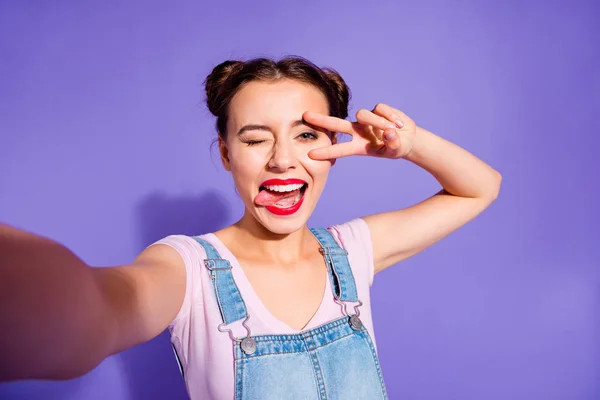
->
[0,56,501,399]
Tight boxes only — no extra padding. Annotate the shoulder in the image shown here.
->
[151,234,205,253]
[150,233,223,263]
[326,218,372,251]
[145,233,217,327]
[147,233,223,284]
[325,218,375,286]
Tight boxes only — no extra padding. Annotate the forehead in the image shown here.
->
[228,79,329,129]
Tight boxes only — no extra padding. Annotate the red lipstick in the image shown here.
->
[266,195,305,216]
[258,178,308,216]
[260,178,306,187]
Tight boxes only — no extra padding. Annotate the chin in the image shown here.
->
[255,208,312,235]
[243,196,318,235]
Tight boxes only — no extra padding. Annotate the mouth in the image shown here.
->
[254,178,308,216]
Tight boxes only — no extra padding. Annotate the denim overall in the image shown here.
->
[193,227,388,399]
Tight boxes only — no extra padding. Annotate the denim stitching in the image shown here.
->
[304,333,327,399]
[194,238,250,326]
[310,227,359,302]
[234,356,244,400]
[237,330,357,359]
[209,228,388,398]
[361,331,389,399]
[249,317,349,342]
[310,336,328,400]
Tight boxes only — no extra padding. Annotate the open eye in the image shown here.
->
[297,132,318,141]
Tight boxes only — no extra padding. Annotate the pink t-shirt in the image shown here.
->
[152,218,377,400]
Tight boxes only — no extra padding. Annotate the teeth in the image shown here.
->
[263,183,304,192]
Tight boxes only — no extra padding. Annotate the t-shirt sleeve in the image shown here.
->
[327,217,375,287]
[147,235,205,329]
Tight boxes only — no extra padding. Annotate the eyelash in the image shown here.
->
[242,132,318,147]
[298,132,318,141]
[244,140,264,147]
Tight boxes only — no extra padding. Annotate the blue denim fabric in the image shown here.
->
[193,228,388,399]
[310,227,359,303]
[202,242,249,325]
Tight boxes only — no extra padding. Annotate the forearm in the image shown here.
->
[405,126,501,199]
[0,224,116,381]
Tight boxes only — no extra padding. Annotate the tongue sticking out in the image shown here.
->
[254,187,303,208]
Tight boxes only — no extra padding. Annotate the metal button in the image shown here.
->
[349,315,363,330]
[241,337,257,355]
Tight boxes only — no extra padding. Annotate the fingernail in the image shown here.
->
[395,119,404,129]
[384,130,397,140]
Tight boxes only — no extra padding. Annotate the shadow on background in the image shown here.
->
[135,190,230,248]
[118,190,231,400]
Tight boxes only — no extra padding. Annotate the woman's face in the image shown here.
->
[220,79,335,235]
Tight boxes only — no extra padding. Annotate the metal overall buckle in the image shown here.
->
[335,297,364,330]
[203,259,257,355]
[217,316,257,355]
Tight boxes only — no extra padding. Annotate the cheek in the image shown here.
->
[298,142,333,183]
[301,156,331,185]
[229,149,268,188]
[230,146,267,170]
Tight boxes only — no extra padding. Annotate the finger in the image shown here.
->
[355,108,397,132]
[372,103,406,129]
[303,111,354,135]
[382,128,401,151]
[308,142,362,160]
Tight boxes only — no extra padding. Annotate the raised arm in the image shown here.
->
[0,224,186,382]
[362,123,501,273]
[303,103,501,274]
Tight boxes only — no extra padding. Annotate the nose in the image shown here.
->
[267,139,298,172]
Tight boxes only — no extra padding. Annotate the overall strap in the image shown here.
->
[310,227,359,302]
[193,237,249,325]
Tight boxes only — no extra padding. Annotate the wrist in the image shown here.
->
[403,126,430,163]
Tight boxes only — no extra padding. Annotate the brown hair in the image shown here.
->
[204,56,351,139]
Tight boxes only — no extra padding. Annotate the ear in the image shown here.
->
[218,136,231,171]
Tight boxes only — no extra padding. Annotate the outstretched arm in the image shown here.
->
[0,224,186,381]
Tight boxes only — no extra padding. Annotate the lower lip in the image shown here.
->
[265,190,306,216]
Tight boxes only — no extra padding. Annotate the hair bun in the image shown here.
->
[323,68,350,120]
[204,60,244,116]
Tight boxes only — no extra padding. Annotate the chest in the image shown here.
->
[240,257,327,331]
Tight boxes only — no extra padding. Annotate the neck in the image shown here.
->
[230,212,314,265]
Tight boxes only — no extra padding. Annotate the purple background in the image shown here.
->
[1,1,598,399]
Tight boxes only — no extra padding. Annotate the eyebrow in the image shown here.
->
[237,119,306,135]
